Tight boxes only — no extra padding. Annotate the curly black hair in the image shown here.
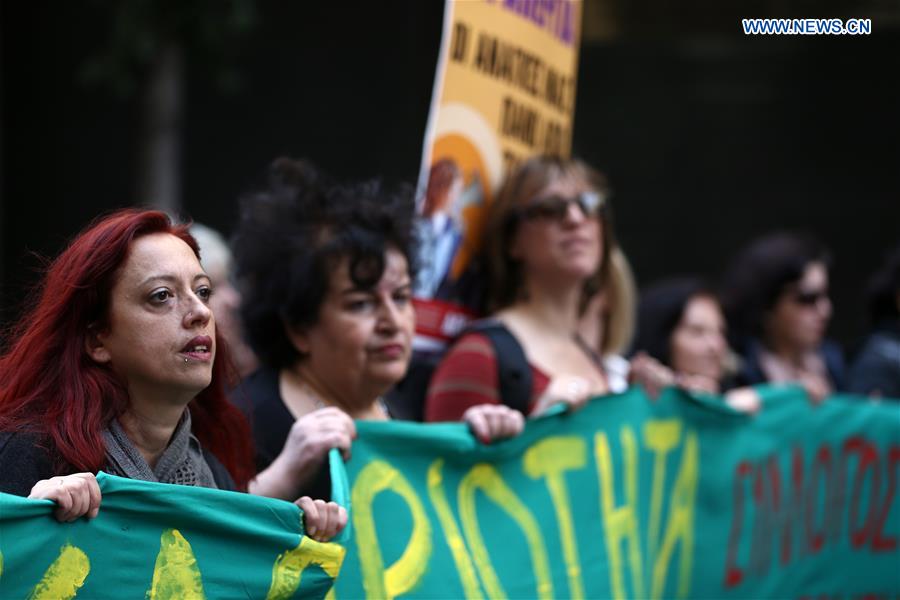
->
[231,158,417,370]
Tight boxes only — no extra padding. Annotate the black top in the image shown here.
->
[203,448,237,491]
[230,366,332,501]
[0,431,68,497]
[736,338,847,391]
[0,430,235,497]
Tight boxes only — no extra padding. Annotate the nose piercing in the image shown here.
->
[184,358,189,363]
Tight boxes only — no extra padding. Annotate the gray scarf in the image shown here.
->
[103,410,217,488]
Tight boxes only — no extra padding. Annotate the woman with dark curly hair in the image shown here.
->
[721,232,845,401]
[0,209,345,540]
[231,158,523,503]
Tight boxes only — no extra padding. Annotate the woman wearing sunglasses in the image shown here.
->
[425,156,620,420]
[721,232,845,402]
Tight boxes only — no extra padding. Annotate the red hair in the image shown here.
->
[0,209,255,489]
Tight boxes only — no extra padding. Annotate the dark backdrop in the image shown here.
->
[2,1,898,354]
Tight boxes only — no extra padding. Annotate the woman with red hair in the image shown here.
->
[0,209,345,541]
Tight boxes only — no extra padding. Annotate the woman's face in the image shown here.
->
[89,233,216,402]
[766,261,832,353]
[292,247,415,403]
[509,176,602,286]
[670,295,728,381]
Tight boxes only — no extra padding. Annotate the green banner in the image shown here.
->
[0,472,346,599]
[334,386,900,599]
[1,387,898,599]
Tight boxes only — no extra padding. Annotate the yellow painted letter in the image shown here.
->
[596,427,645,599]
[148,529,205,600]
[266,536,346,600]
[351,460,432,599]
[27,544,89,600]
[427,459,483,599]
[643,420,682,562]
[523,436,586,599]
[651,431,698,599]
[458,463,554,599]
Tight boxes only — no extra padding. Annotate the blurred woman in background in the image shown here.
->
[632,278,731,394]
[721,232,844,402]
[425,155,621,420]
[629,277,759,412]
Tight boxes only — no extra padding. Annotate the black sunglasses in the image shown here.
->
[792,289,829,306]
[517,191,604,222]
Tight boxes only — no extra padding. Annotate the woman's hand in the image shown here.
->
[532,375,594,415]
[296,497,348,542]
[799,374,830,405]
[28,473,102,522]
[673,372,720,395]
[629,352,675,400]
[463,404,525,444]
[250,407,356,501]
[283,407,357,465]
[724,387,762,414]
[631,353,729,398]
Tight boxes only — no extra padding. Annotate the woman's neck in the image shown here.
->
[118,404,185,469]
[507,277,583,335]
[281,365,389,421]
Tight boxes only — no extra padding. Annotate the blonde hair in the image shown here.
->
[600,247,637,356]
